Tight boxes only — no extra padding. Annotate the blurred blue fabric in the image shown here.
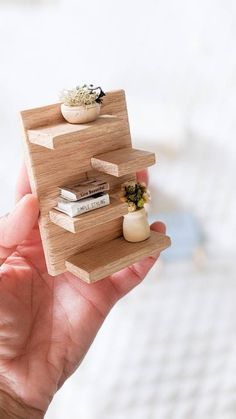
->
[149,211,204,261]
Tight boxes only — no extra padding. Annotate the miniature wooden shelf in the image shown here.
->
[65,231,171,283]
[49,198,128,233]
[27,115,119,149]
[21,90,171,281]
[91,148,156,177]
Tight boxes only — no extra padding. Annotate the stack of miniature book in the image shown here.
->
[55,178,110,217]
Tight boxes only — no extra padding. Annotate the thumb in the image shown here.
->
[0,194,39,263]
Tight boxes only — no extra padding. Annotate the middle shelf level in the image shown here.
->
[49,197,128,233]
[91,147,156,177]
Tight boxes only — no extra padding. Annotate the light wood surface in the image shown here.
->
[20,89,169,281]
[28,115,122,150]
[91,148,156,177]
[21,90,135,276]
[65,231,171,283]
[49,198,128,233]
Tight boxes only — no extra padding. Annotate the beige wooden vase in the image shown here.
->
[123,208,151,242]
[61,103,101,124]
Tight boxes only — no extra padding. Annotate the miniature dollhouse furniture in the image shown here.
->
[20,90,171,283]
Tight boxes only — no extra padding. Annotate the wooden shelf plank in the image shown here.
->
[91,148,156,177]
[65,231,171,283]
[49,198,128,233]
[27,115,120,149]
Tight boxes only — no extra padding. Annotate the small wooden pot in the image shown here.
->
[123,208,150,242]
[61,103,101,124]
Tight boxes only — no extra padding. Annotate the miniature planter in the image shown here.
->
[120,182,151,242]
[61,103,101,124]
[60,84,105,124]
[123,208,150,242]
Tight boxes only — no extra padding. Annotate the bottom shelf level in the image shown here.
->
[65,231,171,283]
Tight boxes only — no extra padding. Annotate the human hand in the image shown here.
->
[0,164,166,418]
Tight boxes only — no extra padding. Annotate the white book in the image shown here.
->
[55,192,110,218]
[59,178,109,201]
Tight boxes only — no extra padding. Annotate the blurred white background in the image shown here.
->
[1,0,236,418]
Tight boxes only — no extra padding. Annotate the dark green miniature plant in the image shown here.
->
[120,181,150,212]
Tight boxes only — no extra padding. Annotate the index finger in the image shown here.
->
[15,162,31,202]
[136,169,149,186]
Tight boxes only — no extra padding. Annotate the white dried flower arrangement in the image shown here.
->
[59,84,105,107]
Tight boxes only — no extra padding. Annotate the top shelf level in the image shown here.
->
[27,115,121,150]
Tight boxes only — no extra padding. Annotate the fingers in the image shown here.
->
[150,221,166,235]
[109,221,166,298]
[15,162,31,202]
[0,195,39,264]
[136,169,149,186]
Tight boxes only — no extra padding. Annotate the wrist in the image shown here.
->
[0,389,44,419]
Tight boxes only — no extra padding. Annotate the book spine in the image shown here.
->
[58,194,110,217]
[62,183,109,201]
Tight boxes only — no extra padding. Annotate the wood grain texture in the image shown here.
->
[49,198,128,233]
[91,148,156,177]
[20,90,135,276]
[65,231,171,283]
[28,115,122,150]
[20,89,169,280]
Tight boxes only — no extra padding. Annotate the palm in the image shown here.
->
[0,164,165,413]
